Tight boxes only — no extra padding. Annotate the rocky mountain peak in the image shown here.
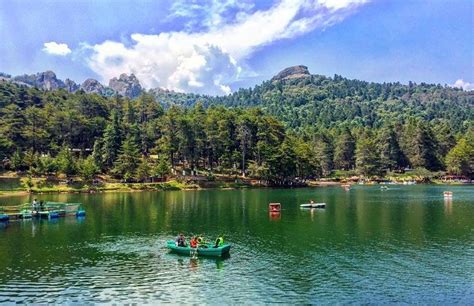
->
[271,65,311,82]
[80,78,105,95]
[64,78,79,93]
[108,73,142,99]
[13,70,65,90]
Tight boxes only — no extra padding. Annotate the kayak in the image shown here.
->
[300,203,326,209]
[166,240,231,257]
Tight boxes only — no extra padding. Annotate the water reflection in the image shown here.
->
[0,186,472,303]
[444,197,453,215]
[269,212,281,221]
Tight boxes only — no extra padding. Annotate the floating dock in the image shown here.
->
[0,202,85,222]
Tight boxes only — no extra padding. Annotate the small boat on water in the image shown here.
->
[300,203,326,209]
[269,203,281,212]
[443,191,453,198]
[166,240,231,257]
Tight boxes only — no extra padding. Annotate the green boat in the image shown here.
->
[166,240,231,257]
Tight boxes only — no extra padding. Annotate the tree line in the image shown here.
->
[0,81,473,184]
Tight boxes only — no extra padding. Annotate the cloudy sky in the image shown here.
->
[0,0,472,95]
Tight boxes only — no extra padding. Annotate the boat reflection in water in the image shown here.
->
[444,197,453,215]
[269,211,281,221]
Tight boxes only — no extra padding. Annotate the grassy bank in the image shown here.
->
[0,171,471,197]
[0,174,255,196]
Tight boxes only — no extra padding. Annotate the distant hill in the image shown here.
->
[0,71,142,99]
[1,66,473,132]
[219,66,473,132]
[151,65,474,132]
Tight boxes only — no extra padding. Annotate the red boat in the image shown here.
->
[269,203,281,212]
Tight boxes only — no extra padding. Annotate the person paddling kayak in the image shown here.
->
[214,236,224,248]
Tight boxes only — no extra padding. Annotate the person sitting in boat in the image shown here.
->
[190,237,198,248]
[310,200,315,204]
[197,236,208,248]
[39,200,44,211]
[176,233,187,247]
[214,236,224,248]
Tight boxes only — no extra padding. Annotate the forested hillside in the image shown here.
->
[1,67,473,184]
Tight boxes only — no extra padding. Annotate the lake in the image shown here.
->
[0,185,473,303]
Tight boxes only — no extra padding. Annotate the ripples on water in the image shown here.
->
[0,186,473,303]
[1,235,472,304]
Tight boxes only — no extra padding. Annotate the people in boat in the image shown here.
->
[214,236,224,248]
[176,233,187,247]
[39,200,44,211]
[190,237,198,248]
[310,199,315,204]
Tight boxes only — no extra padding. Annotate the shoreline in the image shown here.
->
[0,179,472,198]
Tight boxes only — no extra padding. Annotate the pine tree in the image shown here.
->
[313,133,333,176]
[136,156,152,182]
[112,135,140,180]
[378,126,406,172]
[153,154,171,179]
[334,128,355,170]
[355,134,381,176]
[91,138,104,172]
[10,149,25,171]
[56,146,76,176]
[79,155,99,183]
[102,110,123,169]
[403,121,441,171]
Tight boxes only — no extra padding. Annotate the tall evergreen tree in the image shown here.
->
[355,133,381,176]
[56,146,76,176]
[334,128,355,170]
[102,110,123,169]
[403,121,441,170]
[313,133,333,176]
[112,135,140,180]
[378,126,406,171]
[136,156,152,182]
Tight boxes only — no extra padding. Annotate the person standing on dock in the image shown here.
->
[32,199,38,212]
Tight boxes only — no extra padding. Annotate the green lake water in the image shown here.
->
[0,185,473,303]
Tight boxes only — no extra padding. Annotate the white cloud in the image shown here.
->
[84,0,369,95]
[43,42,72,56]
[451,79,474,91]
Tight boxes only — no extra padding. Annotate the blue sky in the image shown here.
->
[0,0,472,94]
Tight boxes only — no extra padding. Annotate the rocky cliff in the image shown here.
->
[109,73,142,99]
[13,70,65,90]
[271,65,311,82]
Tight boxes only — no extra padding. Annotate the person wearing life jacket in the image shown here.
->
[190,237,198,248]
[197,236,208,248]
[214,236,224,248]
